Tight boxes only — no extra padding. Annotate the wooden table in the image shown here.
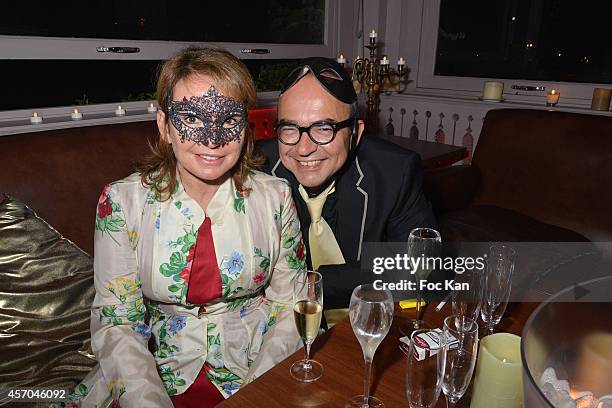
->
[218,300,539,408]
[375,135,468,170]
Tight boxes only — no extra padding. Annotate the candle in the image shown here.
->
[147,102,157,114]
[29,112,43,124]
[482,81,504,101]
[337,53,346,66]
[380,56,389,65]
[591,88,612,111]
[470,333,523,408]
[576,332,612,398]
[115,105,126,116]
[71,108,83,120]
[369,29,377,39]
[398,57,405,66]
[546,89,560,106]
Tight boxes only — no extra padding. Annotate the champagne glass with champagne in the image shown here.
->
[347,284,394,408]
[291,270,324,382]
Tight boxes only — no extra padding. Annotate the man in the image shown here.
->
[258,57,436,309]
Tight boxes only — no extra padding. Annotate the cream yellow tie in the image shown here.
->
[298,182,346,271]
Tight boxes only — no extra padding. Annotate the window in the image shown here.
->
[0,0,337,116]
[417,0,612,104]
[0,1,325,44]
[0,59,301,112]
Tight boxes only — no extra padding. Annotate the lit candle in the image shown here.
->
[337,53,346,66]
[147,102,157,114]
[369,29,377,39]
[398,57,405,66]
[71,108,83,120]
[546,89,560,106]
[482,81,504,101]
[30,112,43,124]
[380,56,389,65]
[115,105,126,116]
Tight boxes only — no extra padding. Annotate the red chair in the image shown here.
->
[248,107,277,141]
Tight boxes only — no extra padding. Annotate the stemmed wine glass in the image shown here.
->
[401,228,442,335]
[451,267,483,332]
[291,270,324,382]
[481,245,516,335]
[347,284,394,408]
[405,329,446,408]
[441,315,478,408]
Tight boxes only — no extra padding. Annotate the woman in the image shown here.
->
[62,47,306,407]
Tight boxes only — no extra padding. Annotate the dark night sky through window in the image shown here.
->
[436,0,612,84]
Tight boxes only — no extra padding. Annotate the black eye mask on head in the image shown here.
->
[166,85,247,147]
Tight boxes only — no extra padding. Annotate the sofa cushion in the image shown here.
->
[439,204,589,242]
[0,121,156,255]
[0,195,96,392]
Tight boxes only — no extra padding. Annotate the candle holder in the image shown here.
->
[29,112,43,124]
[115,105,126,116]
[546,90,560,107]
[71,109,83,120]
[350,34,407,134]
[591,88,611,111]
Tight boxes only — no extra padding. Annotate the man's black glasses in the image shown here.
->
[274,117,355,146]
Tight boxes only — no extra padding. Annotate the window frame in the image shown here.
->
[0,0,340,129]
[415,0,606,107]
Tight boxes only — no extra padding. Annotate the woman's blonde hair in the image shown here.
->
[138,47,264,201]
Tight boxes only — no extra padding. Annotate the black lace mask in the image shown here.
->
[166,86,247,146]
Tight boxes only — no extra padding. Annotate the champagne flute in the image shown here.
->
[441,315,478,408]
[401,228,441,336]
[291,270,324,382]
[451,267,483,332]
[405,329,446,408]
[347,284,394,408]
[481,245,515,335]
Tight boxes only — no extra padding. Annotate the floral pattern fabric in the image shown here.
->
[57,171,305,408]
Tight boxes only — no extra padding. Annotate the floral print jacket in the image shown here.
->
[63,170,306,407]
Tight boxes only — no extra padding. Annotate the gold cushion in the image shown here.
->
[0,194,96,392]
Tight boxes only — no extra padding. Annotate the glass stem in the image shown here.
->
[363,357,372,407]
[415,290,422,321]
[446,395,457,408]
[303,341,312,371]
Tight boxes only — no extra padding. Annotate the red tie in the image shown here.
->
[186,217,222,304]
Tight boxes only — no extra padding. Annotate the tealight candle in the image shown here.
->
[369,29,377,39]
[337,53,346,66]
[482,81,504,101]
[398,57,405,66]
[115,105,126,116]
[380,56,389,65]
[71,108,83,120]
[546,89,560,106]
[30,112,43,124]
[147,102,157,114]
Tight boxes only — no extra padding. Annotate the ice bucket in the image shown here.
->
[521,276,612,407]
